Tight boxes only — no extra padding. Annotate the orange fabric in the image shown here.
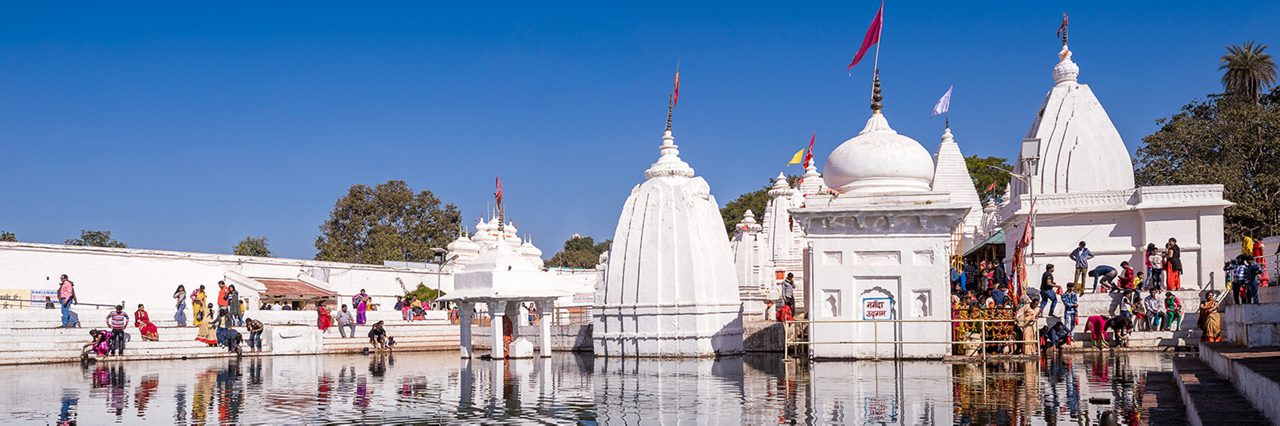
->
[217,287,229,307]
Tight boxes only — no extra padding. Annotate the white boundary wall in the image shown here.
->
[0,242,452,314]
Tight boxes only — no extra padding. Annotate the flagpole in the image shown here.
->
[871,0,884,93]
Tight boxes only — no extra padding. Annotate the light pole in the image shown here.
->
[986,165,1036,262]
[430,247,459,310]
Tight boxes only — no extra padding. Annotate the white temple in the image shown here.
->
[440,217,580,359]
[593,121,745,357]
[790,77,969,358]
[731,111,987,318]
[998,38,1231,289]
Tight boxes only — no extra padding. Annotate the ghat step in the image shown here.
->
[1171,356,1271,425]
[1198,343,1280,424]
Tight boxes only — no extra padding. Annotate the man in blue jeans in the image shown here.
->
[105,305,129,356]
[1039,264,1060,317]
[57,274,76,328]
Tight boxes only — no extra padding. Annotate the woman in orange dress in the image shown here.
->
[134,304,159,341]
[317,302,333,332]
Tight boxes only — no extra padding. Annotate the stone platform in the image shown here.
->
[0,310,458,365]
[1034,289,1205,351]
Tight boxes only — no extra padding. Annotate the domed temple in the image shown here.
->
[787,76,971,358]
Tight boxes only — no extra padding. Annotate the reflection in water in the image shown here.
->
[3,351,1170,424]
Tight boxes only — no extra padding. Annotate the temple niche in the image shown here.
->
[996,41,1230,289]
[593,124,744,357]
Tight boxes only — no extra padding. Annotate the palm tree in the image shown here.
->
[1220,41,1277,102]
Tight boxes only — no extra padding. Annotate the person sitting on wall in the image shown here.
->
[777,303,794,322]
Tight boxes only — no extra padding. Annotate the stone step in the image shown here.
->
[1171,356,1271,425]
[1141,371,1187,425]
[1198,342,1280,424]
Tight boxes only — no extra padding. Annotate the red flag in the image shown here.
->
[985,182,997,193]
[672,70,680,108]
[846,2,884,71]
[802,132,815,168]
[1057,13,1068,40]
[495,176,503,206]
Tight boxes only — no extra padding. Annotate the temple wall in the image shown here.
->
[0,242,450,313]
[999,185,1229,291]
[805,232,955,359]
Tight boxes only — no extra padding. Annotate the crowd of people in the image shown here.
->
[947,236,1254,355]
[315,290,397,351]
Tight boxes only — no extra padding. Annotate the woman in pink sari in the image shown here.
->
[134,304,159,341]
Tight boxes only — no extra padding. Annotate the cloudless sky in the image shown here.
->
[1,1,1276,259]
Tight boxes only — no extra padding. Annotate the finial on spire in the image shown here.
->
[665,94,674,132]
[870,68,884,113]
[1057,13,1069,47]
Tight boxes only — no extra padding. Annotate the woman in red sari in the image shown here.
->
[134,304,159,341]
[317,302,333,332]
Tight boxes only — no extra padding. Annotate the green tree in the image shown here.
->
[964,155,1013,206]
[0,231,15,242]
[1135,88,1280,238]
[1221,42,1278,103]
[315,180,461,265]
[403,283,446,303]
[719,175,798,236]
[546,235,611,269]
[65,230,126,248]
[233,236,273,257]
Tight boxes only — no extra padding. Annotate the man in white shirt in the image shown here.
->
[1143,289,1168,331]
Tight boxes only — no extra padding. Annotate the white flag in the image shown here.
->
[931,86,953,117]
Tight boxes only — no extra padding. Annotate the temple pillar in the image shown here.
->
[458,301,474,358]
[488,301,507,359]
[537,300,553,357]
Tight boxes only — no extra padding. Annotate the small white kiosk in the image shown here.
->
[439,242,569,359]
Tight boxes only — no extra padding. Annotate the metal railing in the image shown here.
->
[782,317,1040,361]
[0,298,124,310]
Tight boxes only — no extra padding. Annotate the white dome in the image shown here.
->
[446,234,480,255]
[823,112,935,194]
[519,239,543,257]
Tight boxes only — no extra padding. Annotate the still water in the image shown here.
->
[0,351,1168,425]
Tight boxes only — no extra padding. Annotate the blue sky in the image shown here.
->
[1,1,1276,259]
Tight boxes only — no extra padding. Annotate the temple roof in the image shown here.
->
[931,126,984,232]
[1010,43,1135,200]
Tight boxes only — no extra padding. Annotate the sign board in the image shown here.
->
[572,292,595,305]
[0,289,31,309]
[0,289,61,309]
[861,297,893,320]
